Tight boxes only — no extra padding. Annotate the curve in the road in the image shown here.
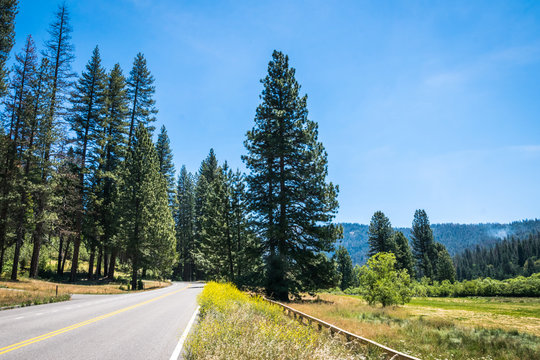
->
[0,284,190,356]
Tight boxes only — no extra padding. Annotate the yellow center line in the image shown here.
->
[0,284,190,356]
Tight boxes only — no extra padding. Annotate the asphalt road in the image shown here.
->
[0,282,203,360]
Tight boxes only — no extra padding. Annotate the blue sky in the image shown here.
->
[14,0,540,226]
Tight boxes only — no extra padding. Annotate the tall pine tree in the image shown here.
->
[0,0,18,98]
[192,150,230,280]
[367,211,395,257]
[30,3,74,278]
[117,124,176,289]
[3,35,38,279]
[126,53,156,144]
[174,166,196,281]
[156,125,176,209]
[100,63,129,279]
[243,51,341,300]
[411,209,436,279]
[68,46,107,281]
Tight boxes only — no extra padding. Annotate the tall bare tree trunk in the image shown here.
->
[96,246,102,278]
[57,234,64,275]
[88,245,95,280]
[107,249,116,279]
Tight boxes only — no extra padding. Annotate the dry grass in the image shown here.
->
[0,278,170,308]
[186,282,377,360]
[289,293,540,360]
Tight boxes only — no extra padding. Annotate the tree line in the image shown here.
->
[0,2,176,289]
[334,209,456,291]
[1,3,341,300]
[454,232,540,280]
[339,220,540,267]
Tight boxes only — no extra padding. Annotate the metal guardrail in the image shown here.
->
[263,297,422,360]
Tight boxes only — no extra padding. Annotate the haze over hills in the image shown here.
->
[339,219,540,266]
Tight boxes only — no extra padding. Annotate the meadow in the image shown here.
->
[290,293,540,360]
[0,277,169,308]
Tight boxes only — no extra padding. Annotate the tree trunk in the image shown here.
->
[0,245,5,275]
[0,203,8,278]
[88,246,95,280]
[131,256,138,290]
[103,251,109,277]
[57,234,63,275]
[11,228,24,280]
[107,249,116,279]
[61,236,71,275]
[96,246,102,278]
[29,228,41,278]
[70,234,81,282]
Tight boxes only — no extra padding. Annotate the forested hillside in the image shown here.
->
[340,219,540,266]
[454,232,540,280]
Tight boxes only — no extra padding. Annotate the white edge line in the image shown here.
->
[169,306,200,360]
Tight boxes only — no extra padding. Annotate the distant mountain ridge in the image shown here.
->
[339,219,540,266]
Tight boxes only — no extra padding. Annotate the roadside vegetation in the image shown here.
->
[186,282,379,360]
[0,277,169,308]
[291,293,540,360]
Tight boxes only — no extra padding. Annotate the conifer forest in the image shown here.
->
[1,1,539,303]
[2,3,540,360]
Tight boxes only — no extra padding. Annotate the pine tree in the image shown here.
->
[174,166,196,281]
[335,245,353,290]
[30,3,74,278]
[411,209,436,279]
[243,51,341,300]
[0,0,18,98]
[156,125,176,209]
[52,145,80,276]
[393,231,415,276]
[126,53,156,144]
[117,124,176,289]
[2,35,38,280]
[434,242,456,283]
[0,123,6,273]
[192,150,229,280]
[367,211,395,257]
[67,46,107,281]
[227,168,262,286]
[100,63,129,279]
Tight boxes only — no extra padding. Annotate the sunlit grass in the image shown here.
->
[186,282,375,360]
[0,278,170,308]
[290,293,540,360]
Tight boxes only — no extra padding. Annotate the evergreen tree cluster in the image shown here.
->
[0,3,176,288]
[176,149,261,285]
[454,232,540,280]
[364,209,455,283]
[1,5,341,300]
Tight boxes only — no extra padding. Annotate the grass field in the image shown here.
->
[186,282,382,360]
[289,293,540,360]
[0,277,170,308]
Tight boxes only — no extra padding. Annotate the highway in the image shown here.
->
[0,282,203,360]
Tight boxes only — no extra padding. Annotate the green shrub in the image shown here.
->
[355,253,412,307]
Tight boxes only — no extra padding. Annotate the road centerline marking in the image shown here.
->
[0,284,190,356]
